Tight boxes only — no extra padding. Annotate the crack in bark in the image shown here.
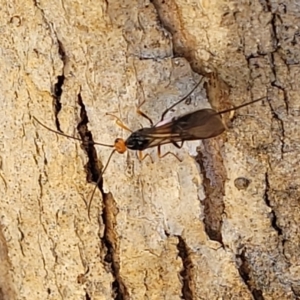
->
[53,75,64,131]
[237,248,264,300]
[271,79,289,113]
[267,53,286,161]
[152,0,227,245]
[32,0,66,131]
[266,15,289,113]
[291,285,300,298]
[37,235,48,277]
[85,291,91,300]
[51,243,64,299]
[52,37,66,131]
[269,105,285,158]
[259,2,289,107]
[151,0,204,73]
[37,171,50,237]
[77,94,128,300]
[176,236,194,300]
[16,215,25,257]
[261,0,279,51]
[76,93,103,187]
[196,142,225,244]
[265,44,286,161]
[264,173,282,236]
[101,193,129,300]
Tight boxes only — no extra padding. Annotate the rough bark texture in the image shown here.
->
[1,0,299,299]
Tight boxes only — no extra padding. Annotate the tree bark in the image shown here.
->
[1,0,299,299]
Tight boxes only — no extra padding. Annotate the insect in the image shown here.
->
[33,78,205,172]
[33,78,268,217]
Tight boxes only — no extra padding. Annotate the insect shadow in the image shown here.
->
[33,77,268,218]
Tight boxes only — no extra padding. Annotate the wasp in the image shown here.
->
[33,78,268,216]
[33,78,204,171]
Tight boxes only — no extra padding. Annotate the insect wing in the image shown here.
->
[171,109,226,140]
[136,108,226,149]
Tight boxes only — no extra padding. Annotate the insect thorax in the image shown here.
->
[125,129,151,151]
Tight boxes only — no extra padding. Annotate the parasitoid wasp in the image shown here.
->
[33,77,268,217]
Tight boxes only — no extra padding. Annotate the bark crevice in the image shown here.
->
[76,95,128,299]
[101,193,129,300]
[196,145,225,244]
[176,235,194,300]
[264,173,283,236]
[237,248,264,300]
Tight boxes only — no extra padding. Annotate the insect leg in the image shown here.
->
[223,120,229,131]
[157,145,182,162]
[106,113,132,132]
[138,150,154,163]
[136,100,154,127]
[172,141,184,149]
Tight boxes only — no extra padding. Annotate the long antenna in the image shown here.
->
[33,117,114,148]
[217,96,267,116]
[87,149,116,219]
[33,116,120,219]
[160,77,205,121]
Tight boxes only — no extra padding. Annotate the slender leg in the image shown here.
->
[137,145,183,164]
[136,100,154,127]
[138,150,154,163]
[222,110,234,131]
[157,145,182,162]
[106,113,132,132]
[223,120,229,131]
[172,141,184,149]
